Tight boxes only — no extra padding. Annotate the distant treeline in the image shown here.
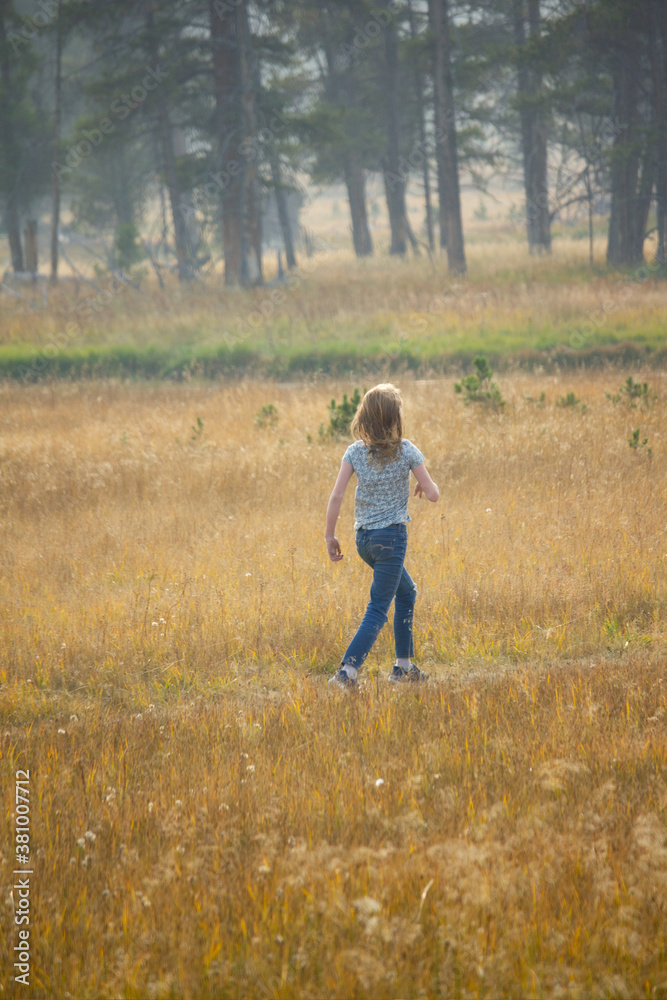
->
[1,0,666,284]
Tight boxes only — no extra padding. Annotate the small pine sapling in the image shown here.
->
[190,416,205,443]
[254,403,279,428]
[319,388,362,439]
[606,376,656,408]
[454,356,505,409]
[556,392,586,412]
[628,428,651,455]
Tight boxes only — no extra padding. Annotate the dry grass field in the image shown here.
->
[1,372,666,998]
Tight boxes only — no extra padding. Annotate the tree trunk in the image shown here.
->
[210,0,260,285]
[527,0,550,252]
[210,0,244,285]
[270,150,296,269]
[24,219,37,277]
[649,0,667,264]
[634,153,655,263]
[322,32,373,259]
[0,2,23,272]
[429,0,466,274]
[430,1,447,251]
[607,45,643,266]
[144,2,191,281]
[382,165,405,255]
[383,4,407,256]
[513,0,551,254]
[239,0,262,284]
[113,142,135,229]
[173,127,200,260]
[156,98,192,281]
[588,186,594,268]
[5,199,23,273]
[344,151,373,257]
[50,8,62,283]
[408,0,434,252]
[512,0,532,244]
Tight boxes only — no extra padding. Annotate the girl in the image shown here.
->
[324,384,439,688]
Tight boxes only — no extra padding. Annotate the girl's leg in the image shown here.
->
[341,525,407,670]
[393,566,417,660]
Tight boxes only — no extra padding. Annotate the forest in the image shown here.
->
[1,0,666,287]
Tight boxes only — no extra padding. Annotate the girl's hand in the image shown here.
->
[326,536,343,562]
[413,463,440,502]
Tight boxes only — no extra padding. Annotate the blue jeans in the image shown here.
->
[342,523,417,670]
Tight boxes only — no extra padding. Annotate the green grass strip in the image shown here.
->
[1,338,666,383]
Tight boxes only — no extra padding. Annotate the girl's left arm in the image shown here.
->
[413,462,440,502]
[325,460,354,562]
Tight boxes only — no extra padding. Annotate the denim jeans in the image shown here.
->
[342,523,417,670]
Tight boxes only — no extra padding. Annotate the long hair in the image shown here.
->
[351,384,403,466]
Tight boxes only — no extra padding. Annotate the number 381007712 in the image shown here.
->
[15,770,30,861]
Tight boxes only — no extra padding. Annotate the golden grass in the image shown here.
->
[1,373,666,998]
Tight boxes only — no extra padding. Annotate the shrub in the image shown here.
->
[254,403,279,428]
[454,356,505,409]
[319,389,362,439]
[628,428,651,454]
[606,376,656,408]
[190,416,205,443]
[556,391,586,412]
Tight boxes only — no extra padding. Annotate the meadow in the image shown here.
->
[1,367,666,998]
[2,238,667,381]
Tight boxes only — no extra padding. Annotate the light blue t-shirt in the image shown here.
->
[342,439,426,531]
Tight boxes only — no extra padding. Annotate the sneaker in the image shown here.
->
[328,668,357,690]
[388,663,429,684]
[406,664,429,683]
[388,664,408,684]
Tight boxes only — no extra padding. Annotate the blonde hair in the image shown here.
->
[351,383,403,465]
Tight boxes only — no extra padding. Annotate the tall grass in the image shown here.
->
[1,373,666,998]
[1,375,664,681]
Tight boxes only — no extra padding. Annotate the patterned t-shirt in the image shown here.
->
[342,439,426,531]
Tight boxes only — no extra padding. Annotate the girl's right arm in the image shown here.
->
[325,460,354,562]
[413,462,440,502]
